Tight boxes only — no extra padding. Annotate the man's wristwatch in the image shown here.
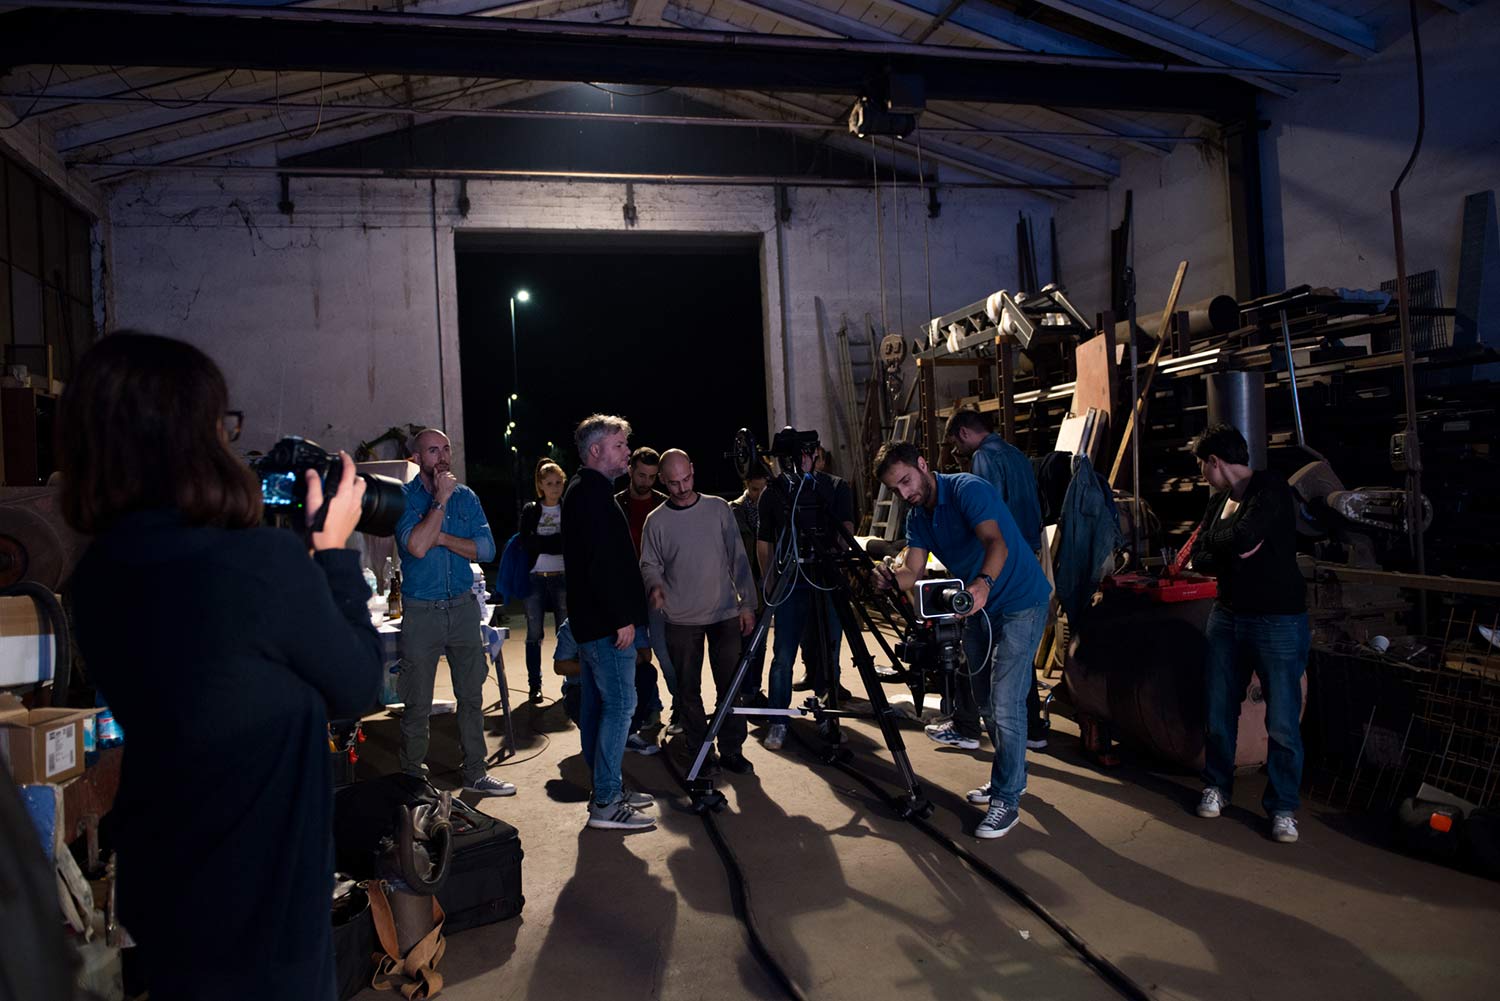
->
[973,573,995,591]
[432,501,445,513]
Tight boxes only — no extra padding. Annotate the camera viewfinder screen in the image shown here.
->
[261,471,300,508]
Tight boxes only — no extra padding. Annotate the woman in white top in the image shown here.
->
[520,459,568,700]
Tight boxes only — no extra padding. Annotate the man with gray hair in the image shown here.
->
[562,414,655,831]
[641,449,758,775]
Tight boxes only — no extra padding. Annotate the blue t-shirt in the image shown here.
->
[396,478,496,601]
[904,472,1051,614]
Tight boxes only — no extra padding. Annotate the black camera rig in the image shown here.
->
[691,428,982,817]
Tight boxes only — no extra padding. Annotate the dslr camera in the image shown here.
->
[252,436,406,537]
[913,578,975,621]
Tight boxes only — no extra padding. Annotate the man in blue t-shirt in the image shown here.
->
[945,407,1050,750]
[873,441,1051,840]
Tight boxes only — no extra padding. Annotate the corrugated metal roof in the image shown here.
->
[0,0,1475,190]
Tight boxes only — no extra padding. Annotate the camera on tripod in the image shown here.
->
[252,436,407,537]
[913,578,975,621]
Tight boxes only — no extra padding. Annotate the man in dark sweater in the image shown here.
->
[614,446,673,743]
[564,414,656,832]
[1188,423,1310,844]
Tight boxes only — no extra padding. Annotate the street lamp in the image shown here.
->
[508,289,530,507]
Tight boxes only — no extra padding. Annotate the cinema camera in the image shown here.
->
[252,436,407,537]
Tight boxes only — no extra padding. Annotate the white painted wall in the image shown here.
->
[106,173,1050,477]
[1056,5,1500,320]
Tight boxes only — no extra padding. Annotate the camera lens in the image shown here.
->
[945,587,975,615]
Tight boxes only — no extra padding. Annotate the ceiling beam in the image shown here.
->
[1219,0,1377,57]
[0,2,1275,118]
[711,88,1080,191]
[664,2,1178,158]
[876,0,1119,56]
[76,77,552,182]
[661,3,1116,177]
[1016,0,1301,95]
[47,0,633,152]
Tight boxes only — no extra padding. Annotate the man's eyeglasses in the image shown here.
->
[224,410,244,442]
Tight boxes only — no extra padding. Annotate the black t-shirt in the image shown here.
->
[1192,470,1306,615]
[756,471,855,546]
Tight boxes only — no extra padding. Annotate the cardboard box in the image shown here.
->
[0,594,58,686]
[0,694,94,784]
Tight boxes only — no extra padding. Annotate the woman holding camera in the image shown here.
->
[519,458,569,701]
[61,332,384,1000]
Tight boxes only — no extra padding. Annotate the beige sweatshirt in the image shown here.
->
[639,494,756,627]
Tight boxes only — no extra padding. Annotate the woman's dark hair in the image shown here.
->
[1190,422,1251,466]
[59,331,262,534]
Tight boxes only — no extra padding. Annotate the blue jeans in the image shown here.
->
[973,602,1049,809]
[647,606,677,698]
[768,586,820,710]
[523,571,567,689]
[578,635,638,806]
[1202,606,1310,816]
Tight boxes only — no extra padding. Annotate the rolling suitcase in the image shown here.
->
[435,797,525,933]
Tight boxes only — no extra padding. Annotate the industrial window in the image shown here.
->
[0,152,96,382]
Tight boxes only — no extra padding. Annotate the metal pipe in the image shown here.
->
[72,161,1106,190]
[0,91,1212,143]
[12,0,1344,81]
[1277,307,1306,447]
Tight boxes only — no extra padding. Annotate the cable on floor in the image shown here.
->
[784,724,1155,1001]
[657,751,810,1001]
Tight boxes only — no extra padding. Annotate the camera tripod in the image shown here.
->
[684,474,933,820]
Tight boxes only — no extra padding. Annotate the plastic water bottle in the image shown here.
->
[95,691,123,749]
[362,567,379,596]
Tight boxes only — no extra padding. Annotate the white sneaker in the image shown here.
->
[924,721,980,750]
[464,774,517,797]
[975,801,1021,840]
[967,781,992,805]
[1196,786,1226,818]
[1271,814,1299,843]
[763,722,787,751]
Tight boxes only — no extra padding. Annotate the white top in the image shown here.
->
[532,503,565,573]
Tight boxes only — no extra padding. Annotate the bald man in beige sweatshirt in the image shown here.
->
[640,449,758,773]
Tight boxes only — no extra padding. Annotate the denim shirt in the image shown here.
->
[396,477,496,600]
[968,433,1043,553]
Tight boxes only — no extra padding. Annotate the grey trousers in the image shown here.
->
[666,617,748,757]
[397,598,489,784]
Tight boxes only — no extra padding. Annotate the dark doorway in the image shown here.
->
[455,233,769,539]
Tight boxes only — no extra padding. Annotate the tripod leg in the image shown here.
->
[826,588,930,816]
[687,596,781,785]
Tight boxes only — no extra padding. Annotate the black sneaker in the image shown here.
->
[529,685,543,703]
[1027,720,1049,750]
[719,752,755,775]
[792,673,814,691]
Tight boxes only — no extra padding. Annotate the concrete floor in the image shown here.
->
[351,624,1500,1001]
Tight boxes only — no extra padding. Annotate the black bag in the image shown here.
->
[332,880,376,1001]
[435,796,525,933]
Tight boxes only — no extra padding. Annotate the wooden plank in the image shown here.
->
[1108,260,1188,487]
[1069,330,1116,429]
